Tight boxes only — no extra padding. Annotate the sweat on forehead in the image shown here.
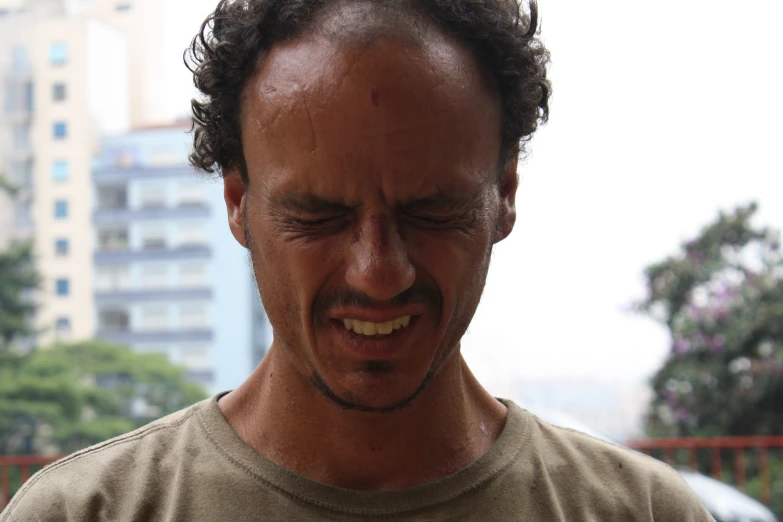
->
[239,25,503,188]
[186,0,551,181]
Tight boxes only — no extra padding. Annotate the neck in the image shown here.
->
[218,345,508,490]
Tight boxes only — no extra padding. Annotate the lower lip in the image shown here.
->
[332,317,419,360]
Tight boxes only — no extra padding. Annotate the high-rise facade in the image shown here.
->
[0,4,130,343]
[0,0,271,391]
[92,125,270,393]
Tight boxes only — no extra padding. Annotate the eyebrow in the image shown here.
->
[278,192,474,213]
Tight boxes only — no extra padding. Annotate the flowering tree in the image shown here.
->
[636,203,783,437]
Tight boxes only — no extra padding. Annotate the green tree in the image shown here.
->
[0,340,207,455]
[0,173,39,349]
[0,241,40,349]
[635,203,783,437]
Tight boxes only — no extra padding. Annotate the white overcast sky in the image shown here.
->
[160,0,783,391]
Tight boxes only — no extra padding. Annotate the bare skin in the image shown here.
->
[218,8,519,491]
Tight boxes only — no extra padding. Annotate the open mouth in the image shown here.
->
[341,316,412,338]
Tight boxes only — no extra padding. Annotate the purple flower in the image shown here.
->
[674,337,691,353]
[710,334,726,351]
[713,306,729,320]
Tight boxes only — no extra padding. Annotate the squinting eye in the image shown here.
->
[404,212,459,226]
[295,217,336,226]
[292,214,349,228]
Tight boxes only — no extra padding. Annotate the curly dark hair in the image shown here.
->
[185,0,551,183]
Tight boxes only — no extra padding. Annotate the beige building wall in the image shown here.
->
[80,0,166,127]
[28,16,128,344]
[1,0,149,345]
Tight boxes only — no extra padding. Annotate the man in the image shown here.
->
[2,0,714,520]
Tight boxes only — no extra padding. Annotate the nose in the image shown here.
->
[345,213,416,301]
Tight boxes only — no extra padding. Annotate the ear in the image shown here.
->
[224,171,249,248]
[495,149,519,244]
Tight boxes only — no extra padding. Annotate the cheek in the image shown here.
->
[407,225,494,307]
[250,215,341,313]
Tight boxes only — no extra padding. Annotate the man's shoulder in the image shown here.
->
[1,401,207,522]
[509,406,714,521]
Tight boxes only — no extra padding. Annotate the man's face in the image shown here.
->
[225,19,517,411]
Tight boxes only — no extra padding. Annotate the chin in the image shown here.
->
[311,365,434,413]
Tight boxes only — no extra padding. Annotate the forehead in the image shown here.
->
[239,13,502,199]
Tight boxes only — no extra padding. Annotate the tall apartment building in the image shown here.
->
[1,0,271,391]
[0,4,129,343]
[92,124,271,393]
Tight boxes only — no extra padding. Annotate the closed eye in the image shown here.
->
[401,210,469,228]
[293,216,343,226]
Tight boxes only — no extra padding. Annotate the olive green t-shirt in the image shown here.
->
[1,395,714,521]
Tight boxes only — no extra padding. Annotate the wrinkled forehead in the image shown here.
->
[238,1,503,195]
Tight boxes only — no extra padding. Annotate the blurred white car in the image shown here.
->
[523,404,778,522]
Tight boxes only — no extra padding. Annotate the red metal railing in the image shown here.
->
[0,455,62,510]
[628,436,783,506]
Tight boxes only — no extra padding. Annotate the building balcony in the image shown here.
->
[4,146,32,161]
[94,287,212,304]
[96,329,214,345]
[93,165,197,183]
[94,245,211,264]
[186,370,215,387]
[93,204,210,225]
[3,107,33,123]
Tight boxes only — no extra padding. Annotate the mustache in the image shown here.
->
[312,284,442,323]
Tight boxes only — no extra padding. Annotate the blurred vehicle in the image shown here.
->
[522,404,778,522]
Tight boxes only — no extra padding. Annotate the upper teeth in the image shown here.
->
[343,316,411,336]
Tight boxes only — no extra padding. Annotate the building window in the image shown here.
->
[141,229,167,250]
[140,305,168,331]
[12,123,30,149]
[139,185,166,208]
[141,264,168,289]
[96,185,127,210]
[99,308,130,331]
[55,278,70,296]
[95,265,131,291]
[49,43,68,65]
[10,161,33,190]
[180,304,208,330]
[97,228,129,251]
[177,223,207,248]
[115,2,132,12]
[150,146,177,166]
[53,121,68,139]
[177,183,206,207]
[180,262,207,287]
[11,46,31,75]
[55,317,71,339]
[24,82,34,112]
[55,238,69,257]
[52,161,69,181]
[180,344,211,371]
[52,83,67,102]
[54,200,69,219]
[14,199,33,227]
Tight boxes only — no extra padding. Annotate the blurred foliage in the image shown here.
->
[0,175,206,455]
[0,340,207,455]
[0,172,19,197]
[0,241,40,347]
[635,202,783,437]
[745,457,783,518]
[0,172,39,348]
